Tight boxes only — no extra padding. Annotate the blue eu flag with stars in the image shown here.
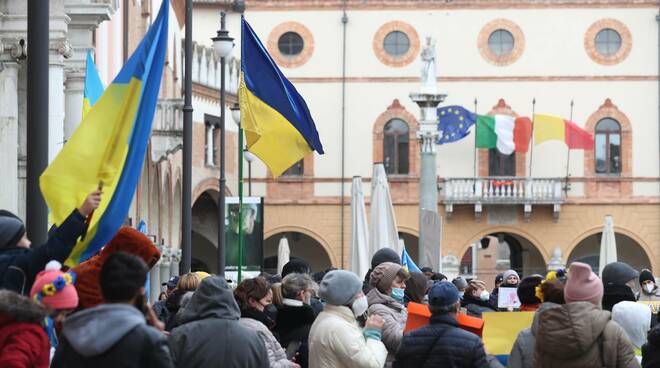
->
[437,105,477,144]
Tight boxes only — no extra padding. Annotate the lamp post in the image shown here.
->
[230,103,245,281]
[243,149,256,196]
[212,12,234,276]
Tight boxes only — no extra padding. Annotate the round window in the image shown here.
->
[277,32,304,56]
[383,31,410,57]
[595,28,622,56]
[488,29,514,57]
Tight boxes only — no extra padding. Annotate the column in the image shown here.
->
[159,246,172,287]
[0,62,21,213]
[149,259,161,303]
[170,248,181,277]
[63,72,84,141]
[206,124,215,166]
[48,43,70,163]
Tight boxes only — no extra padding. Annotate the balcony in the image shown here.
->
[442,177,564,221]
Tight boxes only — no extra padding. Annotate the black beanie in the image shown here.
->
[281,258,311,277]
[602,262,639,286]
[0,211,26,249]
[370,248,400,269]
[639,269,655,286]
[517,275,543,305]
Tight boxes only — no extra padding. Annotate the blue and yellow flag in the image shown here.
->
[239,18,324,177]
[401,248,421,273]
[83,51,104,118]
[40,0,169,267]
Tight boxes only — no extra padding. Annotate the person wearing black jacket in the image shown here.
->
[461,280,497,318]
[276,273,318,368]
[0,190,100,295]
[52,252,174,368]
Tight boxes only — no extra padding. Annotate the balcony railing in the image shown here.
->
[442,177,564,221]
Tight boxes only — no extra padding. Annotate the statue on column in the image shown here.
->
[420,36,437,94]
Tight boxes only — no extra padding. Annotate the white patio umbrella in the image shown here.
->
[350,176,370,279]
[598,215,617,276]
[369,163,400,258]
[277,237,290,275]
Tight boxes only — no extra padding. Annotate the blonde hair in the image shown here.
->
[176,273,201,292]
[271,283,284,307]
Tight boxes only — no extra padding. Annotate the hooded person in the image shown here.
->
[363,248,401,295]
[452,277,468,299]
[52,252,174,368]
[308,270,388,368]
[642,322,660,368]
[612,301,652,362]
[0,290,50,368]
[461,279,497,318]
[508,279,566,368]
[517,275,543,312]
[234,276,299,368]
[0,190,100,294]
[394,281,502,368]
[72,227,161,310]
[601,261,640,311]
[168,275,268,368]
[367,262,410,366]
[404,272,431,305]
[533,262,639,368]
[637,269,660,302]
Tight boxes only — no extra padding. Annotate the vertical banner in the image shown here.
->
[225,197,264,282]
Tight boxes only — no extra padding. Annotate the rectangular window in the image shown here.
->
[488,149,516,176]
[204,114,220,167]
[282,159,304,177]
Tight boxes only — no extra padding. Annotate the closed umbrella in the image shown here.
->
[350,176,370,279]
[277,237,290,275]
[370,163,399,258]
[598,215,617,276]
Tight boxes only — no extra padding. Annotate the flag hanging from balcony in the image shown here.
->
[83,50,104,118]
[239,17,324,178]
[533,114,594,149]
[40,0,169,267]
[476,115,533,155]
[437,106,477,144]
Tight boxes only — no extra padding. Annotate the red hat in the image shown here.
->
[72,227,161,309]
[31,261,79,310]
[564,262,603,306]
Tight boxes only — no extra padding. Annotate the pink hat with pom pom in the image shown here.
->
[30,260,79,310]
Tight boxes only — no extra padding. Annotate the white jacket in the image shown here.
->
[308,305,387,368]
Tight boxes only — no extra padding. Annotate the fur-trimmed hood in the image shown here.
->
[0,289,47,324]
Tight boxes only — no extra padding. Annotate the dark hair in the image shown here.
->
[420,267,433,273]
[431,272,447,281]
[234,277,271,310]
[100,252,148,303]
[281,258,311,278]
[541,278,565,304]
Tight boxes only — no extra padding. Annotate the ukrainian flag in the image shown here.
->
[402,248,421,273]
[83,51,104,118]
[40,0,169,267]
[239,18,324,177]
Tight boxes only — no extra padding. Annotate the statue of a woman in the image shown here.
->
[420,36,437,94]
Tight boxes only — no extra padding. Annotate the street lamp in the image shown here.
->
[211,11,234,276]
[244,149,256,196]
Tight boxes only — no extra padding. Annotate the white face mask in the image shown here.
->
[645,283,655,293]
[351,295,368,317]
[458,292,465,299]
[479,290,490,301]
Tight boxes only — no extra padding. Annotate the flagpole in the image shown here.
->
[565,99,574,195]
[181,0,193,274]
[528,98,536,178]
[473,98,478,178]
[238,127,244,283]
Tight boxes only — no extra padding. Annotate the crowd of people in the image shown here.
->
[0,194,659,367]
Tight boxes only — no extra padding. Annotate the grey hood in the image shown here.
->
[178,275,240,325]
[62,304,145,357]
[0,290,47,323]
[530,302,560,335]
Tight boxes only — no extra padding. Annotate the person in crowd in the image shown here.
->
[309,270,388,368]
[164,273,201,331]
[52,252,173,368]
[394,281,502,368]
[30,261,79,359]
[612,301,652,363]
[363,248,401,295]
[452,277,468,299]
[517,275,544,311]
[367,262,410,366]
[153,275,179,322]
[534,262,639,367]
[642,322,660,368]
[462,279,497,318]
[276,273,318,368]
[169,275,268,368]
[235,277,299,368]
[489,273,504,309]
[602,261,640,311]
[508,278,566,368]
[0,289,50,367]
[420,267,434,280]
[404,271,431,306]
[638,269,660,302]
[281,258,323,316]
[491,270,519,310]
[431,272,447,282]
[0,190,100,294]
[158,291,168,301]
[72,227,161,310]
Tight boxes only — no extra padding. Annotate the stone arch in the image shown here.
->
[192,177,233,204]
[192,190,220,273]
[264,225,338,267]
[373,99,420,176]
[459,226,550,264]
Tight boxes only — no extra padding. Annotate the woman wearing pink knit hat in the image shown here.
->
[533,262,639,367]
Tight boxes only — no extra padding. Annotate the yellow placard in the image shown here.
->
[638,301,660,314]
[482,312,534,355]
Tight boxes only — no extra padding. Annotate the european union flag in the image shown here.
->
[437,105,477,144]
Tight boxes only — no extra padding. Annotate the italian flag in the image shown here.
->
[476,115,532,155]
